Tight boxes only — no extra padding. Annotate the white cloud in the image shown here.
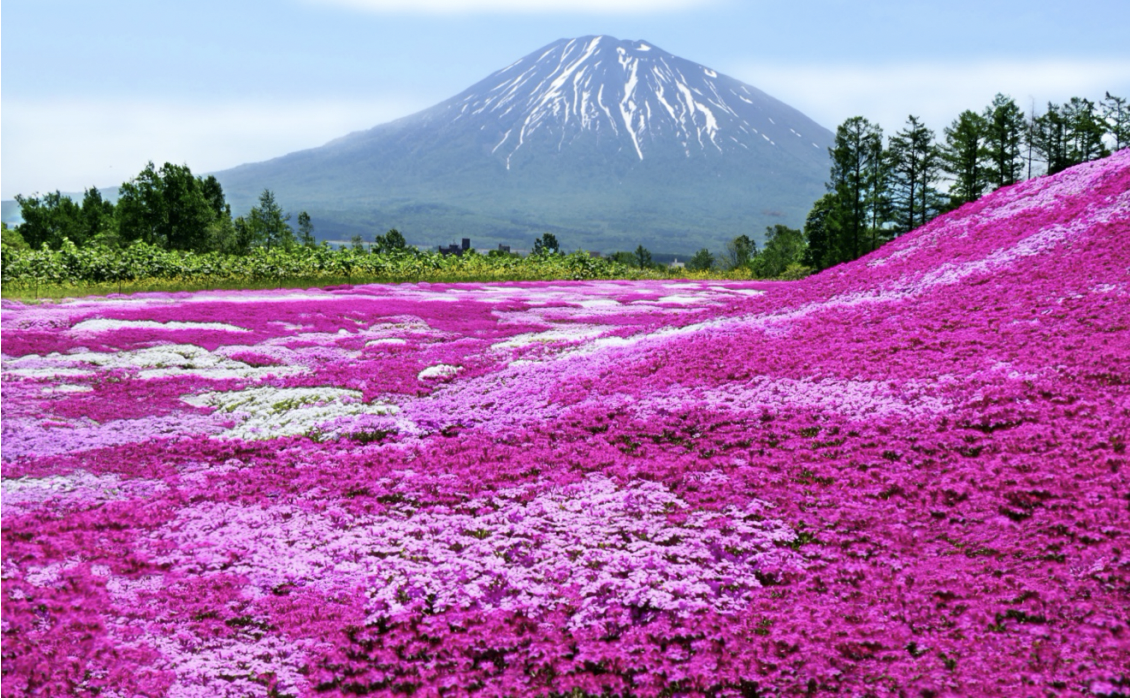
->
[735,58,1130,136]
[304,0,710,14]
[1,97,428,199]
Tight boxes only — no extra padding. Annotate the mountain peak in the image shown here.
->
[440,35,823,168]
[216,38,833,253]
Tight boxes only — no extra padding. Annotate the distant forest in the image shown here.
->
[800,91,1128,272]
[3,91,1127,282]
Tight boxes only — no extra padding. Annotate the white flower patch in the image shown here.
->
[365,338,408,346]
[1,470,169,515]
[149,476,801,629]
[417,364,462,380]
[41,384,94,394]
[3,344,306,382]
[71,319,251,334]
[184,386,399,441]
[2,367,96,379]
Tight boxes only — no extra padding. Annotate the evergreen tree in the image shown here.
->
[940,110,988,207]
[1030,103,1070,175]
[1063,97,1109,165]
[802,193,835,270]
[983,94,1025,188]
[634,244,653,269]
[1032,99,1109,175]
[1102,92,1129,150]
[686,248,715,271]
[888,116,942,234]
[826,117,884,263]
[248,189,294,249]
[297,212,315,247]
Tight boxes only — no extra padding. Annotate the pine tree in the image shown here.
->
[1030,103,1069,175]
[1102,92,1129,150]
[983,94,1025,188]
[634,244,653,269]
[248,189,294,249]
[802,193,835,270]
[297,212,315,247]
[940,110,988,207]
[686,248,715,271]
[1063,97,1109,165]
[888,116,941,234]
[826,117,884,262]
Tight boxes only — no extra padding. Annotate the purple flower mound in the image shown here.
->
[3,152,1129,696]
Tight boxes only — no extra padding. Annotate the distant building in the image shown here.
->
[497,244,511,254]
[669,258,686,270]
[439,238,472,256]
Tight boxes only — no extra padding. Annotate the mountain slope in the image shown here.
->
[216,36,834,252]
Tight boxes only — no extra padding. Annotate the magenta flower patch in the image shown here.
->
[3,151,1130,695]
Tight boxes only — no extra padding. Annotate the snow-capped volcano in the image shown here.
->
[444,36,824,167]
[217,36,833,253]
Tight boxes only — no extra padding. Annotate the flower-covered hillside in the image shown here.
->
[2,151,1129,696]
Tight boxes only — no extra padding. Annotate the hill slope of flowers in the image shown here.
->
[3,151,1129,696]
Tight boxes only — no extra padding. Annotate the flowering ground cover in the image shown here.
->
[3,151,1129,696]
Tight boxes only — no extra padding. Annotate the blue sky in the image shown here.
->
[3,0,1129,199]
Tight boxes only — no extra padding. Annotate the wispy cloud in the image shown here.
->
[734,58,1130,135]
[304,0,712,14]
[1,98,428,199]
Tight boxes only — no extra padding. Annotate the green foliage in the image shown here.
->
[607,251,637,267]
[983,94,1026,188]
[940,110,989,207]
[297,211,316,247]
[1103,92,1129,151]
[776,262,815,281]
[1031,99,1109,175]
[373,228,407,254]
[247,189,295,249]
[14,191,85,249]
[827,116,885,265]
[532,233,561,255]
[750,225,806,279]
[801,90,1119,274]
[686,248,715,271]
[117,162,222,251]
[634,244,653,269]
[803,193,835,270]
[888,115,943,235]
[722,234,756,270]
[2,223,30,252]
[4,244,765,298]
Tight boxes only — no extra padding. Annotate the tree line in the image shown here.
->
[804,91,1127,270]
[5,162,315,255]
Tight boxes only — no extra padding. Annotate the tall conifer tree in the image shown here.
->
[888,116,941,234]
[940,110,988,207]
[827,116,884,263]
[983,94,1025,188]
[1102,92,1129,150]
